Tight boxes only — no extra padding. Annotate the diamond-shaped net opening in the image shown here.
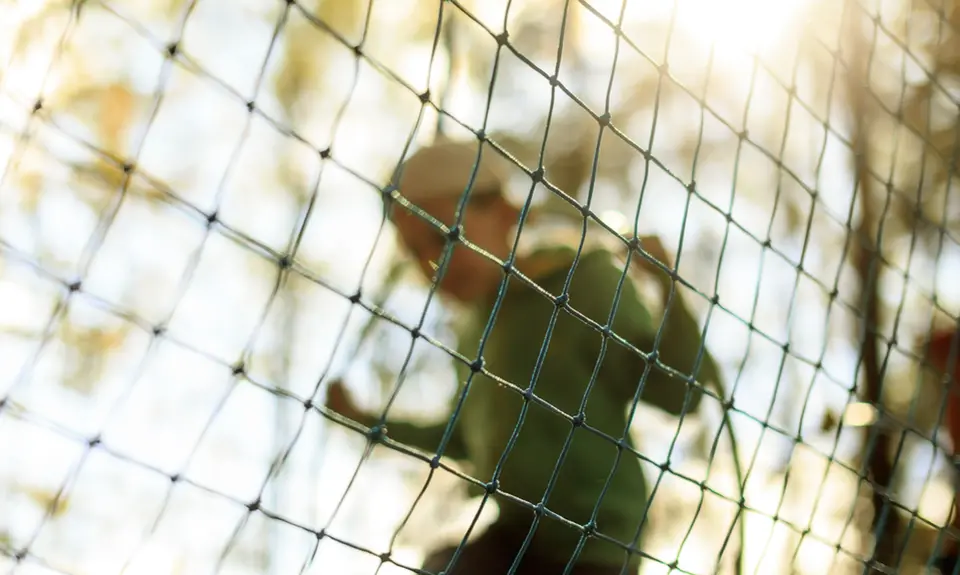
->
[1,0,960,574]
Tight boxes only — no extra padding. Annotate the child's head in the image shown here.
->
[390,138,520,302]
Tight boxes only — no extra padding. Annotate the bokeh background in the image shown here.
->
[2,0,960,573]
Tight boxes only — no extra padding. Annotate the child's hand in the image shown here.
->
[636,235,670,267]
[325,379,365,422]
[631,235,675,307]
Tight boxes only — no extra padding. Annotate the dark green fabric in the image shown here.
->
[422,520,631,574]
[362,243,714,567]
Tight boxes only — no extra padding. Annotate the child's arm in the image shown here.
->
[325,380,469,460]
[633,236,720,404]
[572,247,709,417]
[645,288,717,415]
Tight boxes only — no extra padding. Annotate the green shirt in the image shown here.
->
[359,242,717,568]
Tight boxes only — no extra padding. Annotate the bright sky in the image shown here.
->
[1,0,958,574]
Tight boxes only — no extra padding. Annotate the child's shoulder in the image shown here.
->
[520,229,666,321]
[520,230,625,287]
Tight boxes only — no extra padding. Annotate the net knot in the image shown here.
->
[368,424,386,443]
[469,357,484,373]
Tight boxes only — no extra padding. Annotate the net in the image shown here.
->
[0,0,959,574]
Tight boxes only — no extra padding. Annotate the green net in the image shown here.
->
[1,0,959,574]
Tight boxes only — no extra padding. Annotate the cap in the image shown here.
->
[395,138,509,203]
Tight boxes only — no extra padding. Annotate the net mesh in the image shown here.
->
[1,0,959,574]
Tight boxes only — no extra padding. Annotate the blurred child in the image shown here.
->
[929,327,960,574]
[326,137,721,574]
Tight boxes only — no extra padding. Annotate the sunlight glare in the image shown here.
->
[842,402,879,427]
[675,0,811,54]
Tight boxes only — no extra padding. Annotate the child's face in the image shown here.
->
[392,194,516,303]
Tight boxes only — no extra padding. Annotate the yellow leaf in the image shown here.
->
[14,169,44,212]
[315,0,364,39]
[22,486,70,518]
[99,83,134,155]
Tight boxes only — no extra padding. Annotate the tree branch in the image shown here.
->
[845,2,902,569]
